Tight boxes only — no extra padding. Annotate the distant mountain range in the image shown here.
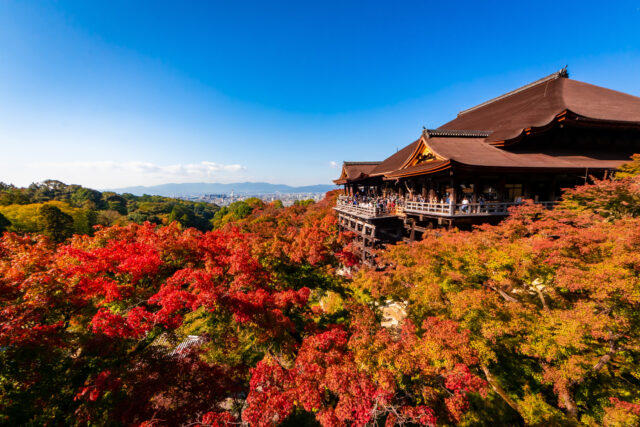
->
[104,182,337,197]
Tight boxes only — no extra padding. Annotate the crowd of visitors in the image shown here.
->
[338,192,490,214]
[340,193,405,213]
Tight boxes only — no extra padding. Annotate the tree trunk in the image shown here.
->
[481,365,521,414]
[558,387,579,419]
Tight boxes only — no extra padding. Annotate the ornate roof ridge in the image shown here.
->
[343,161,381,165]
[456,67,569,117]
[423,129,491,138]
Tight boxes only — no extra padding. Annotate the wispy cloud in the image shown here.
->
[329,161,339,169]
[27,160,247,186]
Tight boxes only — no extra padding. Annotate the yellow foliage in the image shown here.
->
[0,201,92,234]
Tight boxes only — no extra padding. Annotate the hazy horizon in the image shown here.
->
[0,178,338,193]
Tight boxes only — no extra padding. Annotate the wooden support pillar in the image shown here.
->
[450,177,456,203]
[450,176,456,215]
[498,176,506,202]
[473,178,480,202]
[409,219,416,242]
[523,175,531,199]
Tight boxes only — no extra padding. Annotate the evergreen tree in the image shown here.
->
[39,204,74,243]
[0,212,10,232]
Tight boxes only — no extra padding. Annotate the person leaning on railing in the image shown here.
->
[461,196,470,213]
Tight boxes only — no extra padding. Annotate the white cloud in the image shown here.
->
[25,160,247,188]
[329,161,339,169]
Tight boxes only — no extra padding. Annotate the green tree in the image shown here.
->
[294,199,315,207]
[615,153,640,179]
[211,198,264,229]
[39,204,74,243]
[168,204,196,228]
[104,194,128,215]
[0,213,10,232]
[0,187,29,205]
[96,210,124,227]
[70,187,103,208]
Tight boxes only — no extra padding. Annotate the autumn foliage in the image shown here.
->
[3,161,640,426]
[351,166,640,425]
[0,191,359,426]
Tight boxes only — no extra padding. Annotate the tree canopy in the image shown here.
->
[2,160,640,426]
[0,181,221,235]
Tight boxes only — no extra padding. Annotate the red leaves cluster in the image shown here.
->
[0,195,351,425]
[224,191,353,267]
[244,312,488,426]
[54,224,314,341]
[603,397,640,426]
[75,370,122,402]
[443,364,487,421]
[200,411,236,426]
[244,328,389,427]
[0,220,324,424]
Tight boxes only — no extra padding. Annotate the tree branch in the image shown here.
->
[484,283,520,303]
[593,333,623,373]
[481,365,521,414]
[558,387,579,419]
[534,286,549,311]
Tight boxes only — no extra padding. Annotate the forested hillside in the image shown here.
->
[2,160,640,426]
[0,180,220,239]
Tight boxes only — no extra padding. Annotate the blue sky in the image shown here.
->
[1,1,639,188]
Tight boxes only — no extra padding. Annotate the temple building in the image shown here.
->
[334,69,640,263]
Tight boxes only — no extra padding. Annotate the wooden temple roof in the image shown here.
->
[336,69,640,184]
[333,161,381,184]
[368,139,421,176]
[439,68,640,145]
[385,135,628,179]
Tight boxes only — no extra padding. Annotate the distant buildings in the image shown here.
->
[178,192,324,206]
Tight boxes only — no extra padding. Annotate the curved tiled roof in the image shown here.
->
[384,160,451,178]
[335,70,640,183]
[426,136,627,169]
[439,71,640,144]
[333,161,381,184]
[369,139,422,176]
[386,135,629,178]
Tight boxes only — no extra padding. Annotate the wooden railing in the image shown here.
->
[336,196,557,219]
[335,197,399,218]
[404,200,558,217]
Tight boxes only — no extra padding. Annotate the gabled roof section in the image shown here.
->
[457,68,568,116]
[385,134,628,178]
[385,160,451,179]
[439,68,640,145]
[369,139,422,176]
[333,161,381,184]
[375,131,491,178]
